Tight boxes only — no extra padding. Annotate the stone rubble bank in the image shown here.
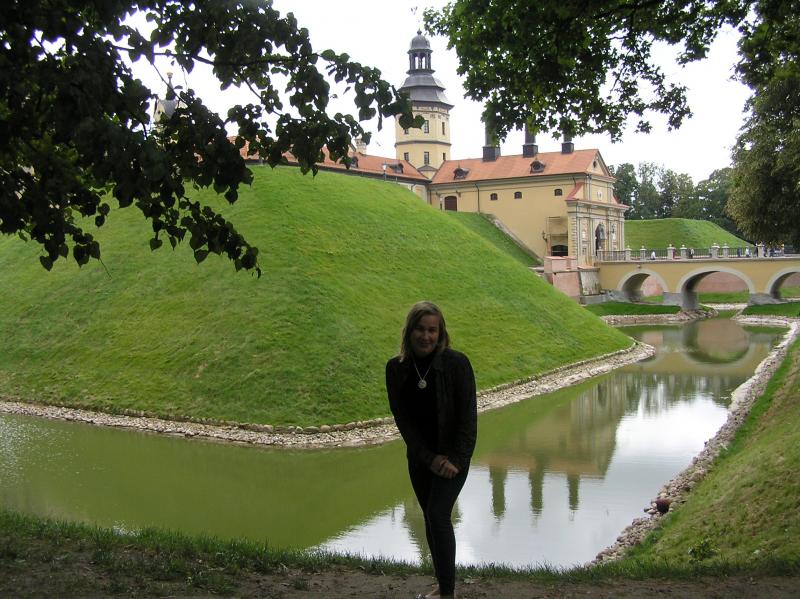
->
[0,341,654,449]
[592,315,800,564]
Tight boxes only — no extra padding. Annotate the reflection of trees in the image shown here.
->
[631,372,748,414]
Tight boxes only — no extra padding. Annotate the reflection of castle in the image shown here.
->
[481,377,630,515]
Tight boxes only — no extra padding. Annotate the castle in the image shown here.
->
[211,31,629,294]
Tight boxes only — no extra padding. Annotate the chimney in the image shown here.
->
[522,124,538,157]
[482,122,501,162]
[561,131,574,154]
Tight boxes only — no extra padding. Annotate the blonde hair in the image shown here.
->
[399,301,450,362]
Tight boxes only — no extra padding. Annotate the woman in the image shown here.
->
[386,301,477,599]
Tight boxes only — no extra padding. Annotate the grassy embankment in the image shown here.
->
[742,303,800,317]
[626,334,800,565]
[624,218,747,251]
[3,336,799,595]
[0,166,630,427]
[445,212,540,268]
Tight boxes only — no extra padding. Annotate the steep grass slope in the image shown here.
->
[444,213,540,268]
[0,167,630,426]
[626,219,746,250]
[629,337,800,564]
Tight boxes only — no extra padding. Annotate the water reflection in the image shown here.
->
[0,319,784,568]
[320,319,783,567]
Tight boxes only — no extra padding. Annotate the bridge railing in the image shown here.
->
[596,244,795,262]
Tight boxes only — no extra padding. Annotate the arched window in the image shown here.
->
[514,191,522,199]
[423,120,430,133]
[554,188,563,196]
[490,192,498,201]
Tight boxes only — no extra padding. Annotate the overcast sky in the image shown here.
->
[137,1,752,183]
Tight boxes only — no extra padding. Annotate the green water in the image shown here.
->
[0,319,784,567]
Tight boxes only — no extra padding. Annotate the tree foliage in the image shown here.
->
[728,76,800,245]
[424,0,748,140]
[728,0,800,245]
[613,162,740,235]
[426,0,799,244]
[0,0,417,273]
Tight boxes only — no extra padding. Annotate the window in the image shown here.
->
[490,192,498,201]
[403,128,409,135]
[530,160,545,173]
[423,120,430,133]
[442,152,446,162]
[423,151,430,165]
[403,152,409,162]
[554,188,563,196]
[442,122,446,135]
[453,166,469,180]
[514,191,522,199]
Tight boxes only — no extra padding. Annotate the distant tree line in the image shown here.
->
[611,163,742,239]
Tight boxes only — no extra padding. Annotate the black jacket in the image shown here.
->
[386,348,477,471]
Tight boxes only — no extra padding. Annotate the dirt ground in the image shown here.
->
[3,548,800,599]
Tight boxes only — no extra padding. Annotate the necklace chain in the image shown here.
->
[413,359,433,389]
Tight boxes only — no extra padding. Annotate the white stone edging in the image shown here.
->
[0,341,654,449]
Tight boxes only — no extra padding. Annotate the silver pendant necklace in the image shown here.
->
[413,359,433,389]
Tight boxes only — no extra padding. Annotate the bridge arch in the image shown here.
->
[766,267,800,298]
[677,266,756,295]
[615,269,669,302]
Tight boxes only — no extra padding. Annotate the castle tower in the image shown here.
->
[395,31,453,179]
[152,71,182,128]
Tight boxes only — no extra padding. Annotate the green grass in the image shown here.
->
[741,303,800,317]
[2,506,798,598]
[445,212,540,267]
[626,336,800,564]
[0,166,630,426]
[698,291,750,303]
[584,302,682,316]
[625,218,747,250]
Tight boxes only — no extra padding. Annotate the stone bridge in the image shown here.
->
[597,248,800,309]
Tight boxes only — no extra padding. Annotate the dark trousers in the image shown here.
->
[408,461,469,596]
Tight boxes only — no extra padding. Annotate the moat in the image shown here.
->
[0,318,784,568]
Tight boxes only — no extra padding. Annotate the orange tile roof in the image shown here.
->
[429,149,607,184]
[229,137,428,182]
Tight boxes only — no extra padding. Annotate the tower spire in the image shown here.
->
[394,31,453,178]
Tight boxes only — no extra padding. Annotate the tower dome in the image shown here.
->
[399,31,452,107]
[409,31,430,51]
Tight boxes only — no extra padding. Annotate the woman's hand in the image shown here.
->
[430,454,460,479]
